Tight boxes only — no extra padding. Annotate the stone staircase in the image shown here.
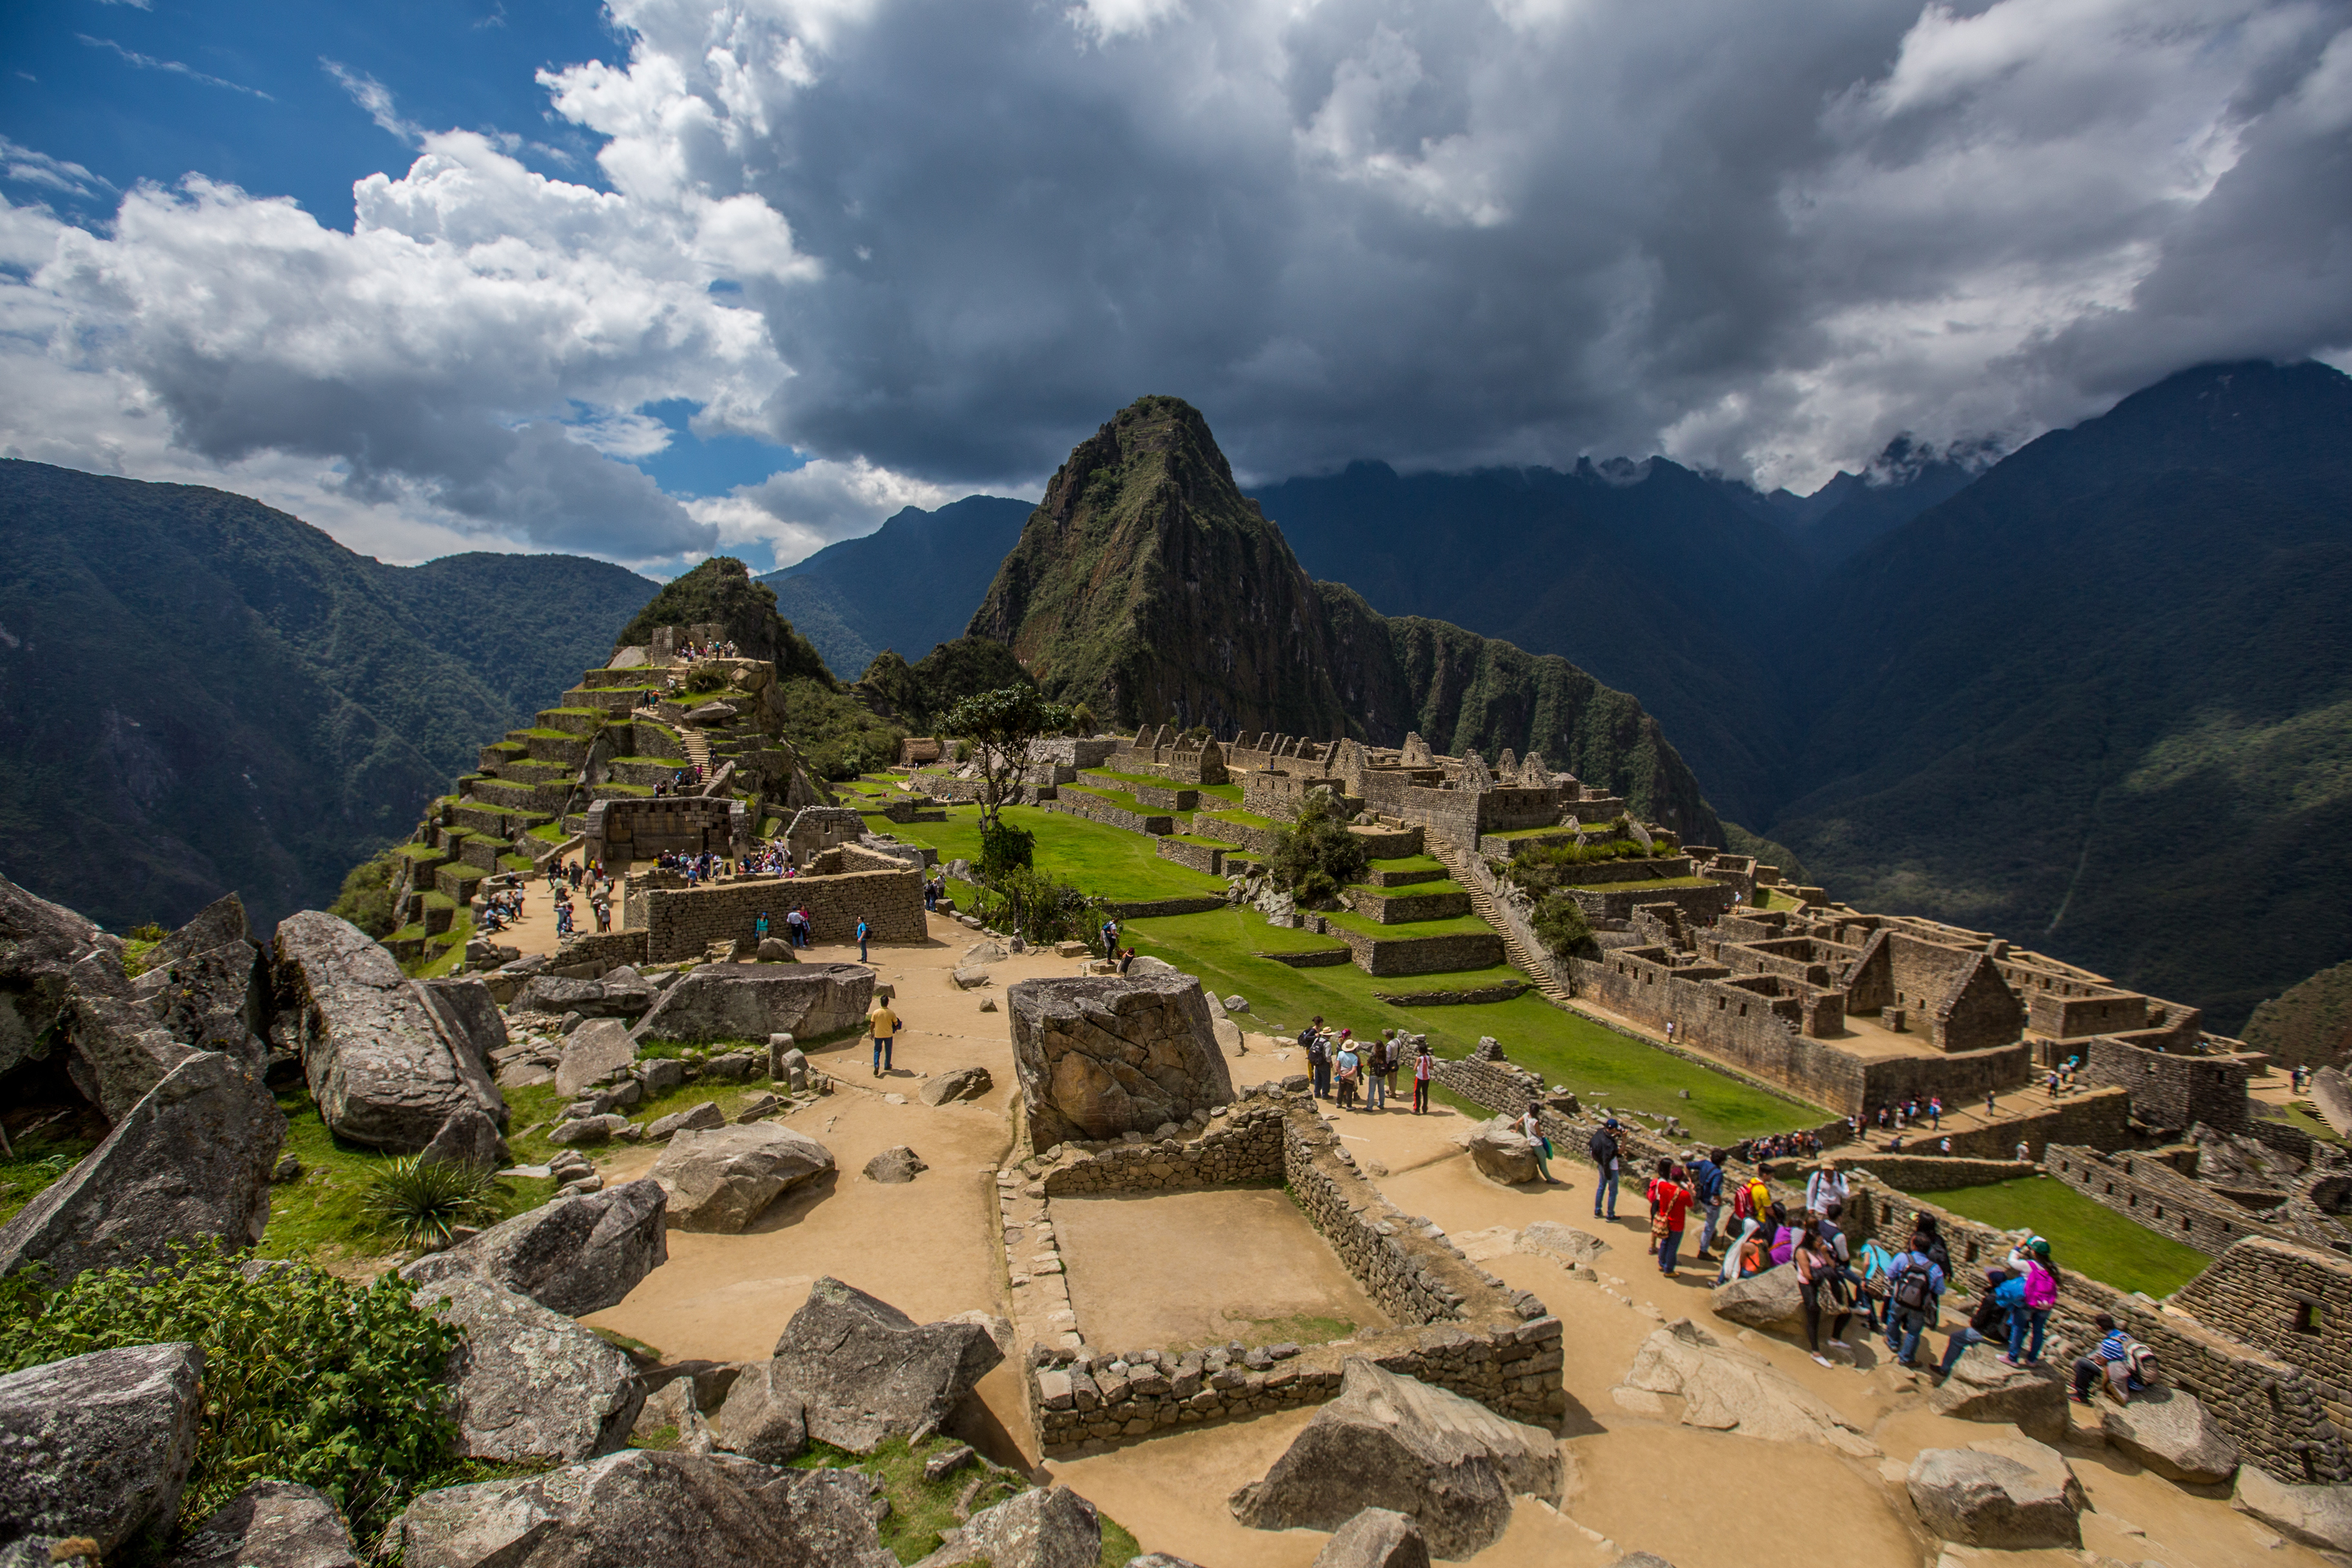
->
[1427,832,1575,1007]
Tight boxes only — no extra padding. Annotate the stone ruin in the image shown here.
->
[1005,970,1236,1148]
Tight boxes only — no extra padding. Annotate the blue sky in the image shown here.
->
[2,1,2345,572]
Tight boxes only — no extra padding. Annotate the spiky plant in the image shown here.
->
[363,1156,498,1248]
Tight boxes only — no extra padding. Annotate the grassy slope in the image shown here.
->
[858,800,1228,902]
[1918,1176,2212,1298]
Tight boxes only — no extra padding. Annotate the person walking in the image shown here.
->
[1588,1119,1622,1220]
[1365,1035,1388,1111]
[856,915,871,962]
[1521,1102,1556,1183]
[1883,1233,1949,1369]
[1653,1161,1693,1272]
[1930,1095,1942,1129]
[1412,1040,1432,1113]
[1691,1147,1726,1262]
[1793,1221,1853,1367]
[867,992,901,1076]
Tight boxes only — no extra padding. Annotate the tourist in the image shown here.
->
[1817,1199,1851,1265]
[1523,1103,1556,1183]
[1364,1035,1388,1111]
[1987,1089,1998,1116]
[1855,1236,1899,1331]
[1307,1020,1332,1098]
[1384,1031,1402,1102]
[1938,1136,1953,1155]
[1334,1036,1361,1108]
[2016,1140,2032,1162]
[1766,1200,1797,1266]
[1805,1161,1848,1216]
[1100,915,1120,960]
[2003,1237,2060,1365]
[755,910,771,945]
[1117,946,1137,975]
[594,899,611,933]
[1588,1119,1622,1220]
[867,992,902,1076]
[1652,1160,1692,1272]
[1883,1232,1949,1368]
[1690,1147,1725,1261]
[1412,1040,1432,1113]
[1793,1220,1853,1366]
[1646,1158,1669,1254]
[2071,1312,2152,1405]
[1930,1095,1942,1129]
[1936,1266,2018,1379]
[856,915,871,962]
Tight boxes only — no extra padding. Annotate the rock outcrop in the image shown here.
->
[411,1276,644,1463]
[863,1147,926,1183]
[0,1343,203,1561]
[0,872,114,1081]
[1462,1117,1540,1185]
[712,1362,808,1465]
[164,1480,360,1568]
[632,964,874,1045]
[766,1276,1004,1453]
[1230,1359,1561,1558]
[1906,1438,2084,1549]
[1007,973,1235,1148]
[58,948,198,1120]
[420,978,511,1070]
[513,973,655,1021]
[1708,1267,1806,1336]
[651,1125,835,1232]
[554,1019,639,1098]
[272,911,501,1152]
[400,1178,668,1317]
[1927,1348,2067,1445]
[1514,1220,1608,1266]
[1611,1320,1876,1456]
[0,1050,283,1285]
[131,896,267,1069]
[2099,1387,2239,1484]
[396,1450,898,1568]
[924,1486,1100,1568]
[919,1066,992,1105]
[2234,1468,2352,1553]
[1312,1508,1432,1568]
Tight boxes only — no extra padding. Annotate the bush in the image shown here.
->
[0,1241,464,1543]
[1069,703,1098,735]
[980,866,1105,946]
[979,822,1035,878]
[1270,791,1367,906]
[1530,891,1595,957]
[364,1156,499,1248]
[328,852,399,938]
[680,664,728,693]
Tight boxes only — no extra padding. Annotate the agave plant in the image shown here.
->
[363,1156,498,1248]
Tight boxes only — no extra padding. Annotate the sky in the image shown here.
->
[2,0,2349,575]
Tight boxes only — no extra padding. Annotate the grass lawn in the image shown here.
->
[0,1119,103,1227]
[1319,907,1492,941]
[1352,878,1462,898]
[1123,905,1819,1144]
[872,803,1227,902]
[2268,1102,2349,1147]
[1917,1177,2212,1298]
[1368,854,1447,878]
[1195,807,1281,833]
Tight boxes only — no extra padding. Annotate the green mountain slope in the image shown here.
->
[2246,958,2352,1069]
[0,461,655,933]
[760,496,1034,675]
[967,397,1724,843]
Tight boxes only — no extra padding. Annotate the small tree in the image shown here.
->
[1531,891,1595,957]
[941,686,1076,835]
[1269,790,1368,908]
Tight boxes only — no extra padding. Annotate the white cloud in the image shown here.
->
[78,34,272,99]
[692,455,956,565]
[0,138,114,200]
[323,59,425,144]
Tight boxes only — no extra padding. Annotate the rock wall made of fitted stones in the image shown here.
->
[1846,1186,2350,1484]
[1045,792,1175,837]
[2082,1036,2256,1134]
[1040,1102,1285,1195]
[1155,837,1227,876]
[2173,1237,2352,1444]
[2044,1143,2292,1255]
[639,867,923,961]
[543,930,650,974]
[1331,928,1505,978]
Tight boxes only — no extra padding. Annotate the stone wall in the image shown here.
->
[586,796,749,865]
[638,866,923,961]
[1040,1101,1285,1193]
[1332,926,1505,978]
[2173,1236,2352,1451]
[1046,792,1175,836]
[1189,812,1285,858]
[1156,837,1228,876]
[1833,1154,2039,1190]
[2029,990,2149,1040]
[2083,1036,2257,1134]
[1844,1184,2350,1485]
[2044,1143,2282,1256]
[1345,884,1472,924]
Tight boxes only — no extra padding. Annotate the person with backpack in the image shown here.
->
[1793,1219,1854,1367]
[1652,1160,1695,1274]
[2072,1312,2154,1404]
[1588,1120,1622,1220]
[1883,1233,1948,1368]
[1304,1020,1331,1099]
[1690,1148,1726,1262]
[1855,1237,1900,1331]
[1936,1265,2020,1379]
[2003,1237,2060,1365]
[1521,1102,1556,1183]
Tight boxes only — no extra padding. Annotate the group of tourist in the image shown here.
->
[1735,1129,1827,1162]
[652,764,706,798]
[1298,1019,1436,1114]
[667,639,738,664]
[657,849,728,886]
[752,906,820,948]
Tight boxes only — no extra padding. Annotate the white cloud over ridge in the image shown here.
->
[4,0,2350,568]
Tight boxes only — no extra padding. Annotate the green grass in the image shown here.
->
[1368,853,1446,877]
[610,754,689,768]
[528,823,568,844]
[1079,768,1196,791]
[259,1089,556,1267]
[1166,833,1241,849]
[779,1434,1138,1566]
[1317,907,1493,941]
[863,802,1227,902]
[2270,1103,2352,1147]
[1561,874,1719,891]
[499,854,535,874]
[1122,904,1820,1143]
[1196,807,1280,832]
[1062,784,1169,817]
[517,726,591,741]
[394,842,448,861]
[1351,877,1460,898]
[1916,1177,2212,1298]
[1195,781,1244,804]
[0,1121,101,1226]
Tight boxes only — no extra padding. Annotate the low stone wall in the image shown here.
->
[1191,813,1285,858]
[1259,947,1352,968]
[1156,838,1228,876]
[1333,926,1504,977]
[1018,1088,1565,1456]
[1104,895,1230,920]
[1913,1091,2132,1160]
[2173,1236,2352,1446]
[1373,982,1530,1006]
[1080,772,1198,812]
[2250,1115,2318,1162]
[639,866,922,961]
[1347,885,1472,924]
[2043,1143,2280,1255]
[1843,1183,2350,1485]
[1838,1154,2038,1191]
[550,929,650,973]
[1049,791,1175,836]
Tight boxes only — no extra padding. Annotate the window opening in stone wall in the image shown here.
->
[2296,1301,2323,1335]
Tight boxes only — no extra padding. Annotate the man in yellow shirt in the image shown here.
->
[869,996,902,1076]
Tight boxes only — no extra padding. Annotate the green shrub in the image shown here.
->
[982,866,1106,946]
[1531,891,1595,957]
[979,822,1035,878]
[1270,791,1367,906]
[364,1156,499,1248]
[681,664,728,693]
[328,851,399,938]
[0,1241,463,1542]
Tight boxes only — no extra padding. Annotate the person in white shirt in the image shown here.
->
[1805,1163,1849,1216]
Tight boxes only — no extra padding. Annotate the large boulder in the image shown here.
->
[396,1450,898,1568]
[632,964,875,1045]
[58,948,197,1119]
[0,872,118,1083]
[513,974,656,1021]
[164,1481,359,1568]
[920,1066,992,1105]
[1906,1438,2084,1549]
[863,1147,927,1183]
[924,1486,1099,1568]
[768,1276,1004,1453]
[1463,1117,1540,1184]
[272,911,501,1152]
[2312,1067,2352,1138]
[1515,1221,1608,1266]
[1007,973,1236,1148]
[0,1050,283,1285]
[1229,1359,1561,1558]
[646,1101,728,1140]
[1708,1267,1806,1335]
[0,1343,203,1560]
[2234,1468,2352,1553]
[652,1124,835,1232]
[132,929,267,1069]
[1929,1347,2068,1445]
[2100,1387,2239,1484]
[1313,1508,1430,1568]
[421,978,511,1070]
[1611,1320,1876,1456]
[555,1019,639,1098]
[418,1106,509,1170]
[712,1362,807,1464]
[412,1276,643,1463]
[401,1178,668,1317]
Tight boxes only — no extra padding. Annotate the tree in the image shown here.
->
[941,686,1076,835]
[1269,789,1368,908]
